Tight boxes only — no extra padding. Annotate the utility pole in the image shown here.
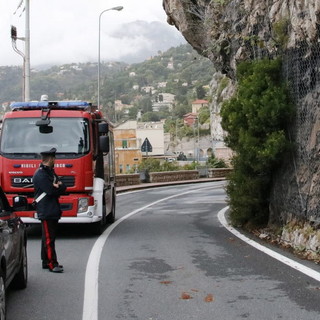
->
[25,0,30,101]
[11,0,30,101]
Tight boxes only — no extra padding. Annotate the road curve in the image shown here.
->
[6,182,320,320]
[94,183,320,320]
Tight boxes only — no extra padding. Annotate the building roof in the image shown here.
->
[183,112,197,119]
[192,99,208,104]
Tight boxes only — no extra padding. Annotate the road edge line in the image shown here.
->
[218,206,320,282]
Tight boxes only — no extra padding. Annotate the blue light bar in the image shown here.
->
[10,101,91,110]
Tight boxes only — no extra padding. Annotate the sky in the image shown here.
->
[0,0,184,67]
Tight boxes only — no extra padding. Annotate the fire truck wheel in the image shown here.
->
[91,206,107,235]
[91,220,105,235]
[106,195,115,224]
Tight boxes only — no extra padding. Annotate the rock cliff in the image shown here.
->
[163,0,320,226]
[163,0,320,78]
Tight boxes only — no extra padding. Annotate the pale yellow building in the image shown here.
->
[114,121,141,174]
[114,120,165,174]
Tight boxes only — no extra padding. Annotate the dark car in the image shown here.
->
[0,187,28,319]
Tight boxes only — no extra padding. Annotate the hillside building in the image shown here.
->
[191,99,209,114]
[183,112,198,126]
[113,120,165,174]
[152,93,175,112]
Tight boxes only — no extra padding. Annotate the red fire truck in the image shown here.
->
[0,100,116,234]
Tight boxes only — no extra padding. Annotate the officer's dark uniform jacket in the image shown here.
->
[33,163,66,220]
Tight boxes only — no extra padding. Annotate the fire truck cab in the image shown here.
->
[0,100,116,234]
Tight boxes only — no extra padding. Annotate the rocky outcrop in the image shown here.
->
[163,0,320,227]
[163,0,320,78]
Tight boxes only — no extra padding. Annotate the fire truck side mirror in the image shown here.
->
[99,136,110,154]
[12,196,28,211]
[98,123,109,134]
[39,125,53,134]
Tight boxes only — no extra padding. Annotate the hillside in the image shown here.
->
[0,44,215,124]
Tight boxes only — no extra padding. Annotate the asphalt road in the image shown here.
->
[6,182,320,320]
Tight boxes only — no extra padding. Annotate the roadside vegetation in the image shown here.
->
[221,58,295,227]
[136,154,227,173]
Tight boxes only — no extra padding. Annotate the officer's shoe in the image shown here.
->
[49,265,64,273]
[43,263,63,269]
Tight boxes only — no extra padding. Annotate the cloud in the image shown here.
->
[0,0,184,67]
[105,21,185,63]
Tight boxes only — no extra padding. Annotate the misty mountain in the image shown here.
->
[111,20,186,63]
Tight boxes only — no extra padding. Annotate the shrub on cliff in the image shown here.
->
[221,58,294,226]
[137,158,180,172]
[206,155,228,168]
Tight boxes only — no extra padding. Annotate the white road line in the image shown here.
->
[82,188,204,320]
[218,206,320,282]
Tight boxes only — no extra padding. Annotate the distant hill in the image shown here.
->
[0,44,215,120]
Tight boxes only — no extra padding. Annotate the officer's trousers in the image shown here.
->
[41,219,59,270]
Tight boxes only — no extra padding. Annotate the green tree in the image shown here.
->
[206,155,227,168]
[141,112,160,122]
[136,96,153,113]
[173,103,191,118]
[221,58,294,226]
[198,106,210,124]
[196,85,206,99]
[128,106,139,119]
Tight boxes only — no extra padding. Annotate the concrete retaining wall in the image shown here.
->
[116,168,232,187]
[116,174,140,187]
[208,168,233,178]
[149,170,199,183]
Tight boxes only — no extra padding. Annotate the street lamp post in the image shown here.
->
[98,6,123,109]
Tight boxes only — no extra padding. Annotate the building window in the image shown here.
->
[119,164,123,174]
[122,140,128,148]
[126,164,130,172]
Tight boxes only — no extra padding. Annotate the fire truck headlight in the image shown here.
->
[78,198,89,213]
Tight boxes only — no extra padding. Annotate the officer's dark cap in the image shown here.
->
[40,147,57,157]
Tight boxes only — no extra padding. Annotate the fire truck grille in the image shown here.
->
[11,176,34,188]
[11,176,75,188]
[59,176,75,187]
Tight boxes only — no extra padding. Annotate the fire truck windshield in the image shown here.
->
[0,118,90,158]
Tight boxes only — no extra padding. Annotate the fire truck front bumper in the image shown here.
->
[21,205,102,224]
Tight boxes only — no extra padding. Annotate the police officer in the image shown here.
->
[33,148,66,273]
